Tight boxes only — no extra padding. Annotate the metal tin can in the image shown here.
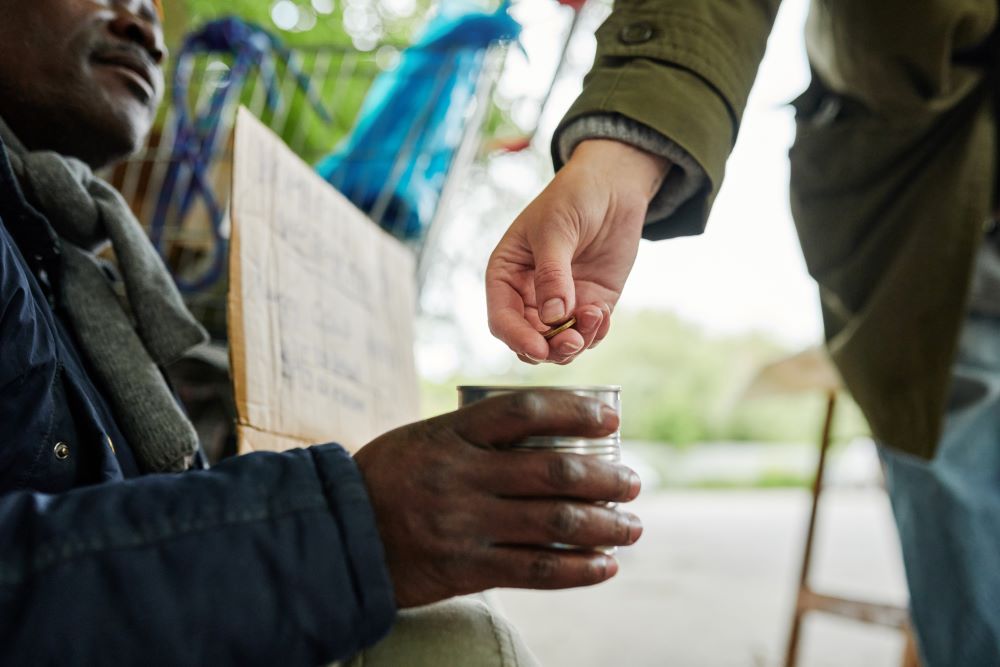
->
[457,385,622,553]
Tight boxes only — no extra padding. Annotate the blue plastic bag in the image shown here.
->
[316,1,521,240]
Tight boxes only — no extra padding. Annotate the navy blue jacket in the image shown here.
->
[0,139,395,665]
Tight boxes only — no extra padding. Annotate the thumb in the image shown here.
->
[532,227,578,325]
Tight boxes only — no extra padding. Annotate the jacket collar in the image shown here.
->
[0,135,63,297]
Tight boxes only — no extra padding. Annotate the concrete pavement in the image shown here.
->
[494,489,909,667]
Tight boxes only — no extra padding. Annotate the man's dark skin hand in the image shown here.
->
[0,0,166,169]
[355,392,643,608]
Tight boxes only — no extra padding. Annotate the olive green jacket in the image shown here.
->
[555,0,999,459]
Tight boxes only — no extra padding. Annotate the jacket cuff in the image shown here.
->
[555,113,708,226]
[554,62,731,240]
[309,443,396,648]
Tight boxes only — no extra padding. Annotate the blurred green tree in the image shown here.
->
[184,0,434,48]
[422,310,870,446]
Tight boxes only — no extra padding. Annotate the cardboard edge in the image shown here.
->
[228,106,252,431]
[237,424,312,454]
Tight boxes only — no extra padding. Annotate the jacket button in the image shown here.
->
[54,442,70,460]
[620,22,654,45]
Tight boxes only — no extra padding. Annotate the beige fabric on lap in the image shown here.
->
[337,596,540,667]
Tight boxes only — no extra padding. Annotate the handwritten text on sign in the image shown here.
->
[229,107,419,454]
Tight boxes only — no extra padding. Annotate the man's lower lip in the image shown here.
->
[95,63,154,101]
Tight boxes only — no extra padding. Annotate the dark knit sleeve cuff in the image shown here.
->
[555,113,708,226]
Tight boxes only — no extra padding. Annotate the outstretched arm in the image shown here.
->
[486,0,783,363]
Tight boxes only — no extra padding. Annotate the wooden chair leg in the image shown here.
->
[783,607,805,667]
[783,393,837,667]
[901,624,921,667]
[782,386,920,667]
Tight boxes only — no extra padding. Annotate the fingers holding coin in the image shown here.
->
[544,305,605,362]
[571,304,606,350]
[542,316,577,340]
[535,314,584,362]
[588,303,612,349]
[520,305,605,363]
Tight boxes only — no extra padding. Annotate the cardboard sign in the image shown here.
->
[228,107,419,454]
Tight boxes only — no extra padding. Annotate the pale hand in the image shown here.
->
[486,139,671,364]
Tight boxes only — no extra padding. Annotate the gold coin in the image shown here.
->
[542,316,577,339]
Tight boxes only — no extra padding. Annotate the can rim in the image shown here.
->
[457,384,622,392]
[519,437,620,446]
[512,448,620,452]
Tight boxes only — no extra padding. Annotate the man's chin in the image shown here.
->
[72,76,158,167]
[77,103,155,169]
[1,79,156,168]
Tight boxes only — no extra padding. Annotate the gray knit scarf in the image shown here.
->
[0,118,207,473]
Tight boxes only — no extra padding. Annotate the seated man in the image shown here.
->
[0,1,642,664]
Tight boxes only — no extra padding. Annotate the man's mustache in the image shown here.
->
[90,40,163,100]
[91,40,161,76]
